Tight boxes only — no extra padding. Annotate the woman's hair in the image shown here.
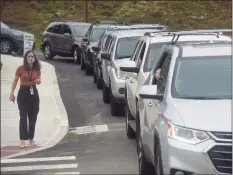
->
[23,50,41,71]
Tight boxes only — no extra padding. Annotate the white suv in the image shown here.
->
[121,30,232,138]
[138,36,232,175]
[101,29,163,116]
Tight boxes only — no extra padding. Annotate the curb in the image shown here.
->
[1,55,69,159]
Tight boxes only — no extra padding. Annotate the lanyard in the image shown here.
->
[28,68,33,84]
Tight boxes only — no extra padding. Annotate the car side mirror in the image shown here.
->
[64,33,71,37]
[92,46,100,52]
[101,52,111,61]
[139,85,163,101]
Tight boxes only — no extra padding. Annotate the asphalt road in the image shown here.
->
[1,53,138,175]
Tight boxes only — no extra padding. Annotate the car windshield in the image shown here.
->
[71,24,91,37]
[144,42,167,72]
[1,22,10,28]
[171,55,232,99]
[115,37,139,59]
[90,28,106,42]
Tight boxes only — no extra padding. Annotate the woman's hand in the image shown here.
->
[35,78,41,85]
[9,94,15,102]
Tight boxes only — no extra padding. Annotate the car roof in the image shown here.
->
[110,29,162,38]
[178,42,232,57]
[148,34,232,44]
[66,22,91,25]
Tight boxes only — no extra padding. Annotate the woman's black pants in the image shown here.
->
[17,85,39,140]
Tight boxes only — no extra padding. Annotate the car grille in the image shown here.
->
[208,145,232,174]
[211,132,232,141]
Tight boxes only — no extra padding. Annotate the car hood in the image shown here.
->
[169,98,231,132]
[114,58,131,68]
[10,29,34,36]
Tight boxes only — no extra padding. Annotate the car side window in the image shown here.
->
[104,35,112,52]
[132,41,143,62]
[136,42,146,67]
[156,54,172,95]
[46,25,54,33]
[53,24,63,35]
[63,24,72,35]
[130,40,141,61]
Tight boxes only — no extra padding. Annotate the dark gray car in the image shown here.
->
[40,21,91,64]
[0,21,35,55]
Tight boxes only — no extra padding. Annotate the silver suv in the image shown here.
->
[137,30,232,175]
[101,28,164,116]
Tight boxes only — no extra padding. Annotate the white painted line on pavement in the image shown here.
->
[1,156,76,163]
[70,124,109,135]
[50,172,80,175]
[1,163,78,172]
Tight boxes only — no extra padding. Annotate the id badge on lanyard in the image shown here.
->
[28,69,34,95]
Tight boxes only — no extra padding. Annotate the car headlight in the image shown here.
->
[116,69,126,80]
[12,31,24,37]
[168,122,209,144]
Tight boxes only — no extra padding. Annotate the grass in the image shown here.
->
[1,1,232,50]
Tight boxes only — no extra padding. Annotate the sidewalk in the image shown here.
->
[1,54,69,159]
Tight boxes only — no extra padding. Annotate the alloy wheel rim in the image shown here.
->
[74,50,77,61]
[45,46,50,57]
[1,41,10,53]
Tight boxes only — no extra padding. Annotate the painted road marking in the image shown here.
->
[1,163,78,172]
[50,172,80,175]
[70,124,109,135]
[1,156,76,163]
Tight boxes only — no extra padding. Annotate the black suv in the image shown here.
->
[80,21,126,75]
[40,21,91,63]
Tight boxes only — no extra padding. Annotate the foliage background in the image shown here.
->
[1,0,232,50]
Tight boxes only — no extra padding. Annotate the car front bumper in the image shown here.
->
[162,138,232,175]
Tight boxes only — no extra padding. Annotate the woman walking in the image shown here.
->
[9,50,41,148]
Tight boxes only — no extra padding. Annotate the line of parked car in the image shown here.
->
[40,20,232,175]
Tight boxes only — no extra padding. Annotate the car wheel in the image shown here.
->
[81,55,85,70]
[0,39,13,54]
[73,47,81,65]
[102,81,110,104]
[43,44,54,60]
[93,72,97,83]
[125,102,136,139]
[85,63,92,75]
[155,144,164,175]
[96,77,102,89]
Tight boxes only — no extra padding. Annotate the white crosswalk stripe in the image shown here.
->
[0,156,80,174]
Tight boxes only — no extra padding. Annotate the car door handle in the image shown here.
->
[130,79,134,83]
[148,101,153,107]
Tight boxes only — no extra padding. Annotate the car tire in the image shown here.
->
[110,88,124,117]
[155,144,164,175]
[93,70,97,83]
[96,77,102,89]
[43,44,54,60]
[81,56,85,70]
[102,81,110,104]
[73,47,81,65]
[85,63,92,75]
[0,39,13,54]
[125,102,136,139]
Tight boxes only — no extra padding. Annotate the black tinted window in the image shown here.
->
[171,56,232,99]
[115,37,139,59]
[53,24,63,34]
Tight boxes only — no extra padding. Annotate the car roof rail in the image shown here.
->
[144,29,231,44]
